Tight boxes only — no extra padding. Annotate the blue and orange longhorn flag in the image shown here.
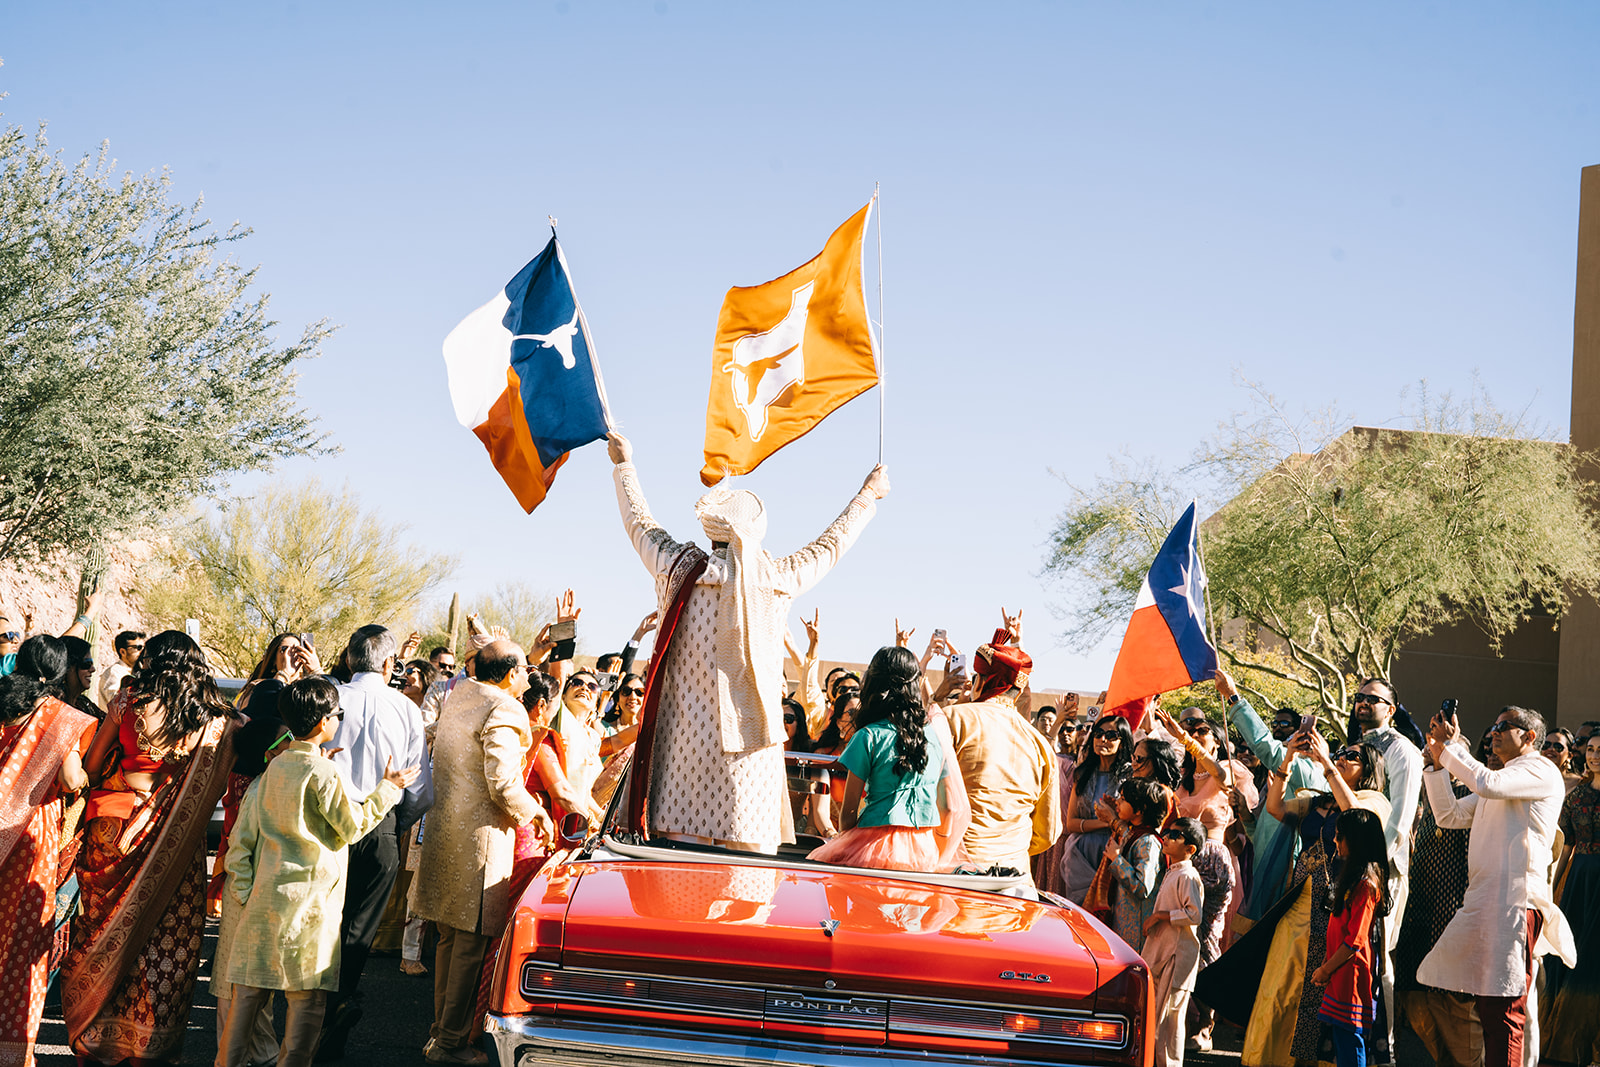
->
[1101,502,1219,730]
[443,236,612,512]
[702,200,880,486]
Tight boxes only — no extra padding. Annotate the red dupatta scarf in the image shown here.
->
[623,544,709,836]
[0,697,95,872]
[60,711,235,1043]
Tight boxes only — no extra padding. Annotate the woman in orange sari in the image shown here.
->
[59,630,236,1066]
[0,636,99,1067]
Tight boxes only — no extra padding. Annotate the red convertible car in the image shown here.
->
[483,745,1155,1067]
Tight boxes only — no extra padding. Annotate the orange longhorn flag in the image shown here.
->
[701,201,879,486]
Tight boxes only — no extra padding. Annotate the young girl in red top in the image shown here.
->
[1311,806,1391,1067]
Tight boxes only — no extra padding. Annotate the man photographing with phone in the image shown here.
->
[1417,704,1576,1067]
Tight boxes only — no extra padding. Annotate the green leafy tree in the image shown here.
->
[0,122,332,569]
[141,480,456,675]
[1046,381,1600,719]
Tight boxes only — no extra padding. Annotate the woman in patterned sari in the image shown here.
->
[0,636,98,1067]
[1196,729,1390,1067]
[60,631,236,1066]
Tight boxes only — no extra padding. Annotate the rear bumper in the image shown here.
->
[485,1013,1117,1067]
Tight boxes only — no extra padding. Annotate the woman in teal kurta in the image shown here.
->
[807,646,970,872]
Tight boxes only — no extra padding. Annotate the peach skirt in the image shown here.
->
[808,825,943,872]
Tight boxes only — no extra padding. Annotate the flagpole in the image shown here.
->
[1194,507,1220,652]
[874,183,885,466]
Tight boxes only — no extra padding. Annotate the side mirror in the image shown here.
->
[559,811,590,844]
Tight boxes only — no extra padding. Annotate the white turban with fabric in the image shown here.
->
[694,487,784,754]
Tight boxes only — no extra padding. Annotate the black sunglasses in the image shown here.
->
[1351,692,1389,706]
[0,631,18,642]
[1543,740,1568,750]
[1333,747,1362,761]
[1181,718,1208,732]
[1092,728,1122,740]
[782,714,797,724]
[621,687,645,698]
[1490,721,1520,734]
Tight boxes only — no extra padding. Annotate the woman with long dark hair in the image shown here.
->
[1313,807,1391,1067]
[1198,727,1392,1067]
[235,632,319,709]
[0,636,98,1066]
[807,647,970,872]
[1541,732,1600,1065]
[809,690,860,838]
[1061,714,1133,903]
[60,630,237,1065]
[1158,707,1258,970]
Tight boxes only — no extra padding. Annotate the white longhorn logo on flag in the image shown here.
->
[722,280,811,442]
[512,310,581,370]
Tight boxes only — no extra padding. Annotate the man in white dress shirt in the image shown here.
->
[1419,704,1576,1067]
[321,624,433,1055]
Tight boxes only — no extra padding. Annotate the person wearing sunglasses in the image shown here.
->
[1417,705,1575,1067]
[0,613,24,677]
[1542,728,1584,792]
[220,677,418,1067]
[95,629,146,712]
[1215,670,1331,931]
[1201,723,1390,1067]
[1061,712,1133,904]
[552,670,623,801]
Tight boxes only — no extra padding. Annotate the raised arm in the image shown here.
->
[610,433,688,580]
[771,466,887,597]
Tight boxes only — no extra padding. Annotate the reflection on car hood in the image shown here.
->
[561,859,1107,1005]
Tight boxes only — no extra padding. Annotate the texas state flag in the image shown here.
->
[1102,501,1218,729]
[443,237,612,512]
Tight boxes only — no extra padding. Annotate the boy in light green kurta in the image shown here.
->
[221,678,419,1067]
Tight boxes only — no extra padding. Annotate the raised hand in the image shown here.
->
[894,618,915,648]
[1001,607,1023,647]
[801,610,820,654]
[862,464,889,499]
[398,630,422,661]
[633,610,659,641]
[556,589,581,624]
[1213,668,1238,704]
[607,432,632,465]
[382,755,420,790]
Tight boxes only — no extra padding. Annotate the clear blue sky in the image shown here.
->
[5,2,1597,688]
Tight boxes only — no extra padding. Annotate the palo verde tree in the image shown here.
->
[0,122,332,570]
[141,479,456,675]
[1045,381,1600,718]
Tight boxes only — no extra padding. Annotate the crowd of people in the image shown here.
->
[0,439,1596,1067]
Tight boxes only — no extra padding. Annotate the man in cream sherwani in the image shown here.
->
[1420,704,1577,1067]
[607,431,886,854]
[409,641,554,1066]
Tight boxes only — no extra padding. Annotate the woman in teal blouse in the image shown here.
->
[808,646,970,872]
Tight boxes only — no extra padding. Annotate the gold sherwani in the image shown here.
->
[613,462,877,850]
[408,679,546,934]
[943,698,1061,883]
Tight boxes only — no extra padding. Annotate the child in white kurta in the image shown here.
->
[1142,818,1206,1067]
[221,679,416,1067]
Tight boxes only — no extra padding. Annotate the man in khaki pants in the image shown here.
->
[409,641,553,1065]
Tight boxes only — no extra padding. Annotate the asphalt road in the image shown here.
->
[36,917,442,1067]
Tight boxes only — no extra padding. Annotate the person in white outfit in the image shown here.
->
[1419,704,1577,1067]
[607,431,887,853]
[1143,817,1206,1067]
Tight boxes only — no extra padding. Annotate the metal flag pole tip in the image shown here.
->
[548,214,559,237]
[874,183,884,467]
